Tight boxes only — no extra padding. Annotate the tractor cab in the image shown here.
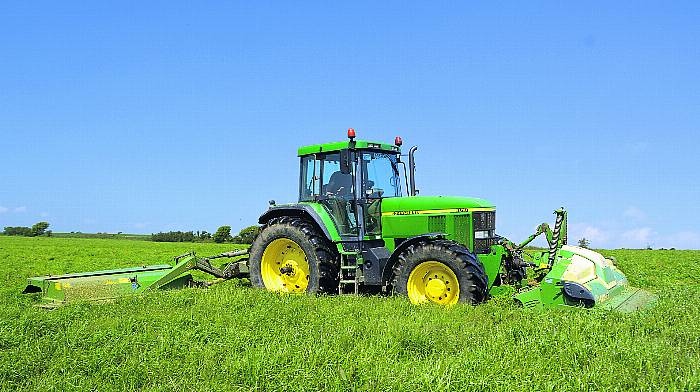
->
[297,130,406,239]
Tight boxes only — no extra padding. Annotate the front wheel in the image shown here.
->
[392,240,488,305]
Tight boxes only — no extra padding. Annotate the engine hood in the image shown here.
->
[380,196,495,214]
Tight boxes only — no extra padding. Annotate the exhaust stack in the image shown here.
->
[408,145,418,196]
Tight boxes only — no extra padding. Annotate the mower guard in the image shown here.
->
[23,250,249,307]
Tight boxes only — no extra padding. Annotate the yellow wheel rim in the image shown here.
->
[407,261,460,305]
[261,238,310,293]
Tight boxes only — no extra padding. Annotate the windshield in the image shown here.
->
[362,152,402,198]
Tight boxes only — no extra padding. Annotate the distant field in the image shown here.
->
[51,232,151,240]
[0,236,699,391]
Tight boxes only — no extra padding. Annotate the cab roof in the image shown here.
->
[297,140,400,157]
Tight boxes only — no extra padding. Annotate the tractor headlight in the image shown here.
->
[474,230,493,239]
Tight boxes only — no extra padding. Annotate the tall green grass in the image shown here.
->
[0,237,699,391]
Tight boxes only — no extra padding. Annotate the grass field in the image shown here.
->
[1,236,699,391]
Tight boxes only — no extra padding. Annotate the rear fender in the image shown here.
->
[258,204,339,243]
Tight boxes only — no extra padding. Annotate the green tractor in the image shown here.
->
[246,129,655,310]
[24,129,656,311]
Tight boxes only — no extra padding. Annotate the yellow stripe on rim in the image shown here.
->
[406,261,460,305]
[382,207,495,216]
[261,238,310,293]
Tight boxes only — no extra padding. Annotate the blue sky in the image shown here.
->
[1,2,699,249]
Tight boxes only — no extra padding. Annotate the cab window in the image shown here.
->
[361,152,402,198]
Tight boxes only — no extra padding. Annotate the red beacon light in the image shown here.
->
[394,136,403,146]
[347,128,356,140]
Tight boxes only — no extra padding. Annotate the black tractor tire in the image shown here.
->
[392,240,488,304]
[249,217,339,294]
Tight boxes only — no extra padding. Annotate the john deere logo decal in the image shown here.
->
[392,211,419,215]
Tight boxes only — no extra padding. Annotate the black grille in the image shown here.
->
[473,211,496,230]
[473,211,496,254]
[474,237,498,254]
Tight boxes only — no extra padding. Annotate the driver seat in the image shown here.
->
[326,171,353,198]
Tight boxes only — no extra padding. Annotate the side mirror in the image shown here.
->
[340,149,351,174]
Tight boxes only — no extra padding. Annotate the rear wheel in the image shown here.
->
[393,240,488,305]
[249,217,339,294]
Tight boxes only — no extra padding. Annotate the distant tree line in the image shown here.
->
[2,222,51,237]
[151,231,202,242]
[1,221,260,244]
[150,225,260,244]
